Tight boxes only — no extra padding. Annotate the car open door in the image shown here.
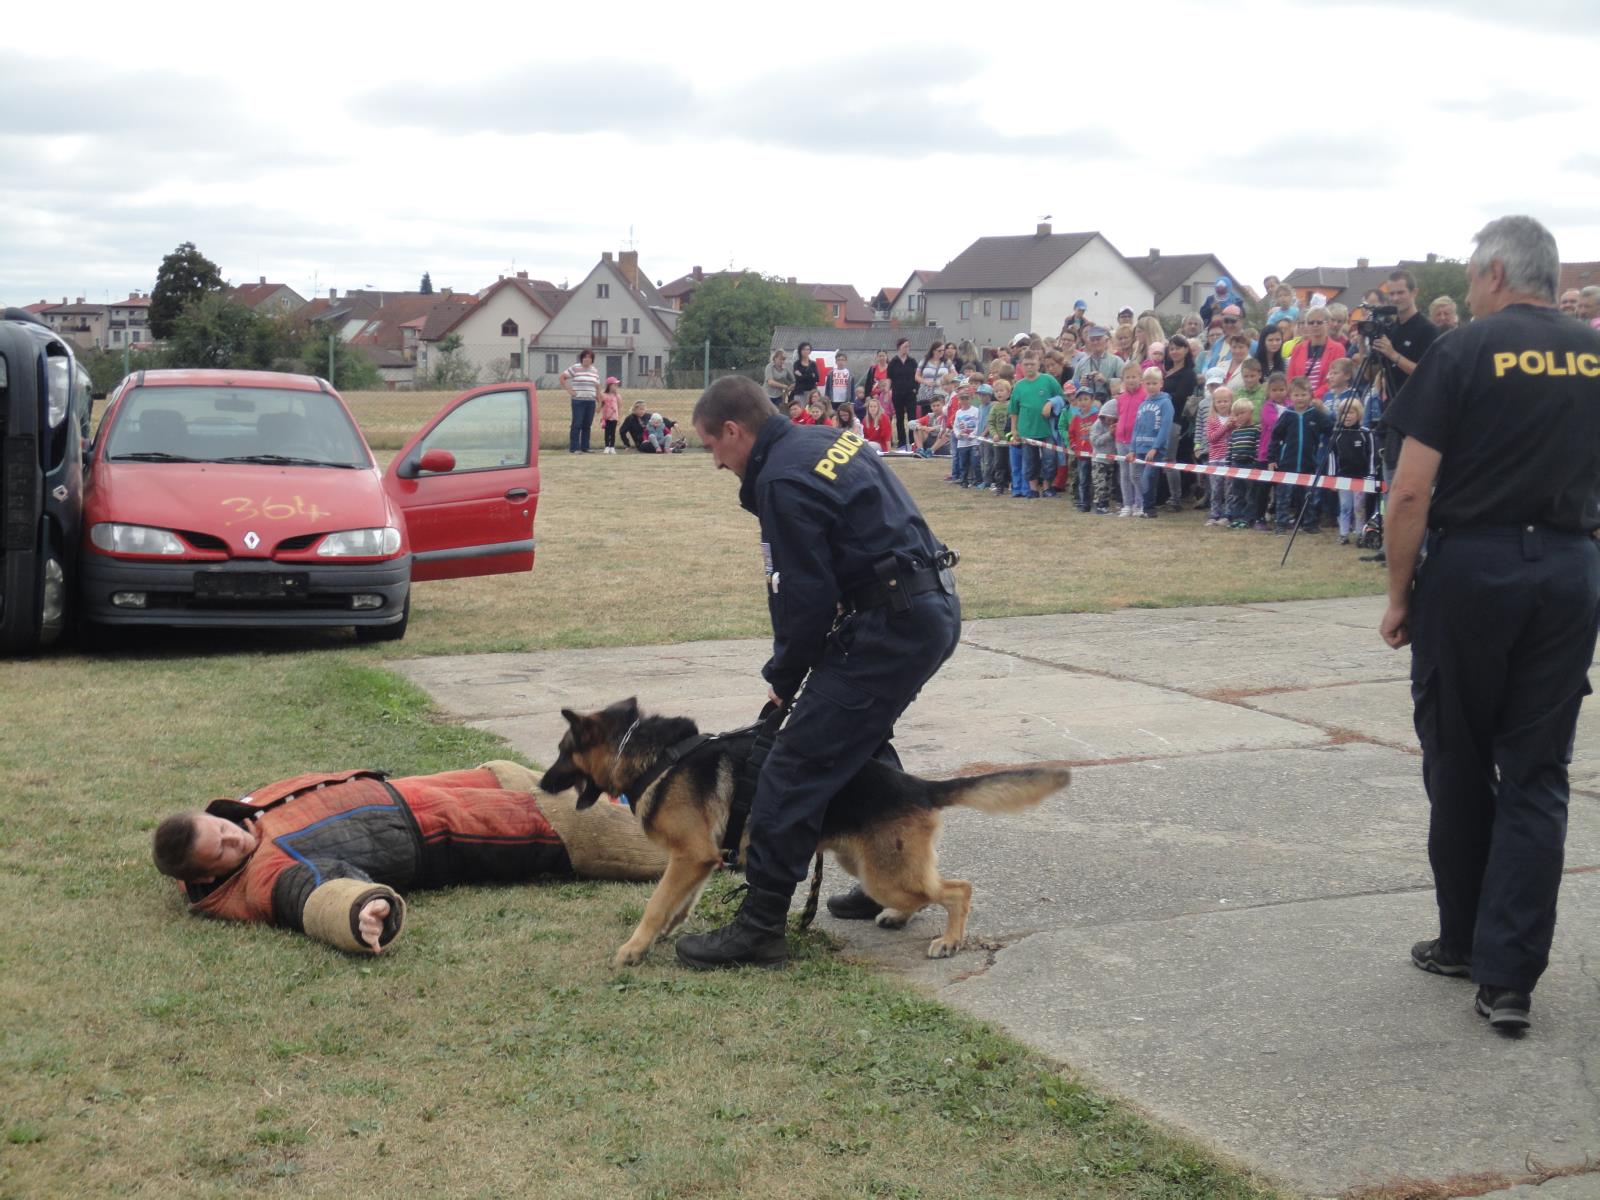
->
[384,384,539,582]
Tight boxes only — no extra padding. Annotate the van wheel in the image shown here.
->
[355,592,409,643]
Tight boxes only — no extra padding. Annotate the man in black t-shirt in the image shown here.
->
[1380,216,1600,1035]
[884,337,920,450]
[1374,269,1438,413]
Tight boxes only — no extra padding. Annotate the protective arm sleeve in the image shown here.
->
[273,862,404,952]
[759,480,842,702]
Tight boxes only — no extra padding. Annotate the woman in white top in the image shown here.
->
[560,349,600,454]
[917,341,947,418]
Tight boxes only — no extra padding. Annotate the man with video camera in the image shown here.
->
[1366,270,1440,562]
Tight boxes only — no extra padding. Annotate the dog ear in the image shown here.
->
[574,777,604,811]
[600,696,639,728]
[560,707,582,729]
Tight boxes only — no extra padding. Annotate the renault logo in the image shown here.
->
[243,531,261,550]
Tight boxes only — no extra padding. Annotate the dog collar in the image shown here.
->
[612,717,641,781]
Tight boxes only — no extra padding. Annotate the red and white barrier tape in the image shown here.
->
[944,434,1386,495]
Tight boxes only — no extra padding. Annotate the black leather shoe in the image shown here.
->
[826,884,884,921]
[676,886,790,970]
[1410,937,1471,977]
[1474,985,1531,1033]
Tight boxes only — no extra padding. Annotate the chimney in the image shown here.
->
[61,296,67,304]
[619,250,639,288]
[692,266,703,281]
[1356,257,1369,270]
[329,288,337,300]
[258,275,266,285]
[440,288,452,297]
[1036,222,1052,237]
[601,251,613,263]
[516,270,528,280]
[76,296,85,304]
[787,276,796,285]
[1426,252,1437,264]
[1148,248,1160,259]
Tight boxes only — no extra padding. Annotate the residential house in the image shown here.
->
[229,277,307,315]
[770,324,944,368]
[1282,258,1399,309]
[870,286,899,321]
[887,270,941,323]
[529,249,678,387]
[790,282,875,328]
[105,293,152,349]
[1123,250,1242,320]
[416,274,560,383]
[658,265,734,311]
[38,299,108,350]
[314,290,475,389]
[920,225,1154,348]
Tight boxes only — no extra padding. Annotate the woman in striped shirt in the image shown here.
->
[561,349,600,453]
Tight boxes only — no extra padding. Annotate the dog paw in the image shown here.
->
[613,943,649,968]
[875,909,911,929]
[927,937,962,959]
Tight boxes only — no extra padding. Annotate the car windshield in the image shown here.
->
[103,386,372,468]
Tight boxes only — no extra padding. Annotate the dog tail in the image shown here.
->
[928,766,1070,814]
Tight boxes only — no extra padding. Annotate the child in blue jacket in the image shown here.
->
[1131,367,1174,518]
[1267,376,1333,533]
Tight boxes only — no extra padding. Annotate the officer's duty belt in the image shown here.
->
[844,560,953,615]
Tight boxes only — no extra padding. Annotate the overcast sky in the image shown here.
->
[4,0,1597,311]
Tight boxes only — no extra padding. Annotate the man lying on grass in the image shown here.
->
[151,762,664,953]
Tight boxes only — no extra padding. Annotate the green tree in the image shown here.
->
[149,241,225,339]
[667,274,825,376]
[419,272,434,295]
[76,345,167,395]
[297,326,381,391]
[417,333,478,389]
[165,293,278,369]
[1409,258,1472,322]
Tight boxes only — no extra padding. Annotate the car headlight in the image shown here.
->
[46,357,71,429]
[315,527,402,557]
[90,523,187,555]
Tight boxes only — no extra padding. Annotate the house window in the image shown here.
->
[1000,300,1020,321]
[654,356,662,371]
[501,319,519,337]
[544,354,560,374]
[111,329,122,344]
[638,354,650,374]
[959,301,971,321]
[983,300,992,317]
[633,318,641,334]
[1181,283,1193,305]
[509,351,522,369]
[591,320,608,346]
[832,304,841,317]
[597,283,609,299]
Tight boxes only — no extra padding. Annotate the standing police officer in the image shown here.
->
[1381,215,1600,1034]
[676,376,961,969]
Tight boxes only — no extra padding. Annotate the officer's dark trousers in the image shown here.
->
[743,591,962,898]
[1410,527,1599,992]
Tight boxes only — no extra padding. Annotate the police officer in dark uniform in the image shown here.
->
[1380,215,1600,1034]
[676,376,961,969]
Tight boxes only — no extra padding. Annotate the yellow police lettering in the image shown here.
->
[1545,351,1568,376]
[1519,351,1545,375]
[1579,354,1600,378]
[1493,352,1517,377]
[813,430,867,481]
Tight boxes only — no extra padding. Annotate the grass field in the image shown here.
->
[0,406,1376,1197]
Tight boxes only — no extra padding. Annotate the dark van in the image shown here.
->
[1,310,92,652]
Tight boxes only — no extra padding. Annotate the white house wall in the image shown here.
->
[443,288,553,378]
[1032,238,1155,334]
[534,262,674,386]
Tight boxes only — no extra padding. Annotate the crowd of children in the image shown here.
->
[776,298,1398,544]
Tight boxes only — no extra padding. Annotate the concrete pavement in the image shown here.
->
[394,596,1600,1199]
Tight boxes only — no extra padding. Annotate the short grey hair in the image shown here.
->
[1581,285,1600,303]
[1470,215,1559,302]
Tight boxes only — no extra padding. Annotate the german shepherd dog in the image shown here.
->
[537,698,1071,967]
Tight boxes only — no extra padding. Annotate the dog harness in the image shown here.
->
[622,705,786,866]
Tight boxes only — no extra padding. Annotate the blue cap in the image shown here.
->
[1073,299,1086,309]
[1215,275,1231,289]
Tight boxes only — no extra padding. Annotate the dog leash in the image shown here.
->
[797,852,824,930]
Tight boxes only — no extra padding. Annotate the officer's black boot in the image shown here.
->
[826,883,884,921]
[676,885,791,970]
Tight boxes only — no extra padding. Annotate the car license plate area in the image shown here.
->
[192,570,308,601]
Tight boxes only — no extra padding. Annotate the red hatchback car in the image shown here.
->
[80,369,539,642]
